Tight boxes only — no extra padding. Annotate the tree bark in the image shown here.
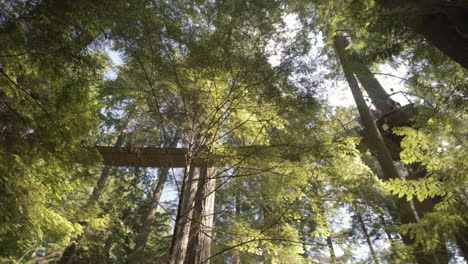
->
[374,0,468,70]
[168,167,201,264]
[414,9,468,70]
[455,232,468,261]
[57,242,77,264]
[184,167,217,264]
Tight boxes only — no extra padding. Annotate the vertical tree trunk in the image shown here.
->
[334,36,401,182]
[334,35,448,264]
[374,0,468,70]
[356,211,380,264]
[233,250,241,264]
[168,166,201,264]
[127,167,172,264]
[184,167,217,264]
[103,232,114,260]
[338,37,449,262]
[414,10,468,70]
[128,134,179,264]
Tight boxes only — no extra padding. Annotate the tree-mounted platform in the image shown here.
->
[96,144,306,168]
[96,146,209,168]
[362,104,419,160]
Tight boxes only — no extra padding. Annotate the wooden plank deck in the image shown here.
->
[96,144,304,167]
[96,146,209,168]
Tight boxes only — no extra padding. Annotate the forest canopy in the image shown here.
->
[0,0,466,263]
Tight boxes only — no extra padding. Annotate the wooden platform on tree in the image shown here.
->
[377,104,416,130]
[96,145,300,168]
[96,146,210,168]
[374,104,419,160]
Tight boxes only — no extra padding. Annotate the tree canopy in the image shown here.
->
[0,0,466,263]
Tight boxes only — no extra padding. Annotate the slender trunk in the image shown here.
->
[313,188,336,264]
[326,236,337,264]
[128,134,179,264]
[356,211,379,264]
[168,166,201,264]
[88,167,113,204]
[127,167,171,264]
[185,167,217,264]
[233,250,241,264]
[334,36,401,182]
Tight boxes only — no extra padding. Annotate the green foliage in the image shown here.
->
[0,0,466,263]
[385,178,447,202]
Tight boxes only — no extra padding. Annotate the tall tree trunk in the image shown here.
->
[340,36,450,263]
[168,166,201,264]
[356,211,380,264]
[103,232,115,260]
[374,0,468,70]
[334,35,448,264]
[184,167,217,264]
[57,242,77,264]
[334,36,401,182]
[414,9,468,70]
[128,134,179,264]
